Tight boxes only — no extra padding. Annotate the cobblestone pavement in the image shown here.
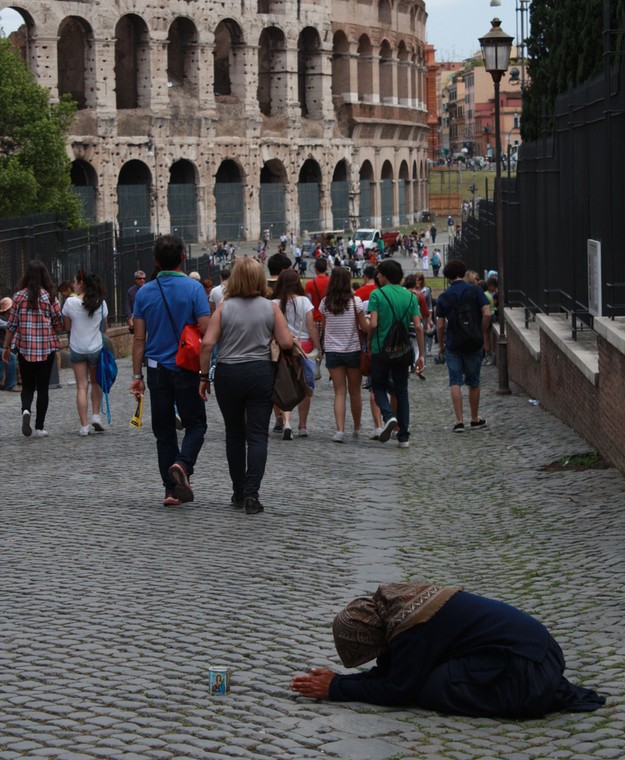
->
[1,354,624,760]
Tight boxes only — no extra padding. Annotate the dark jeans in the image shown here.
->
[214,361,274,500]
[18,352,55,429]
[147,365,207,492]
[371,354,410,442]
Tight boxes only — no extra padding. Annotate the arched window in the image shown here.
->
[332,31,350,104]
[214,160,245,240]
[298,159,322,234]
[379,40,393,104]
[378,0,392,25]
[397,41,409,106]
[258,27,287,116]
[169,160,199,242]
[117,161,152,235]
[359,160,374,227]
[58,17,94,109]
[214,19,245,99]
[357,35,373,103]
[168,18,199,98]
[260,159,287,237]
[380,160,394,228]
[331,160,350,230]
[115,15,150,109]
[71,160,98,222]
[298,27,322,119]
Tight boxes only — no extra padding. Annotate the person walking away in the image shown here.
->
[305,257,330,345]
[319,267,369,442]
[430,223,437,244]
[431,249,442,277]
[368,259,423,448]
[0,298,19,392]
[199,258,293,514]
[126,270,146,333]
[62,271,109,436]
[130,235,210,506]
[354,265,378,304]
[436,258,490,432]
[209,267,230,314]
[2,260,63,437]
[272,269,323,439]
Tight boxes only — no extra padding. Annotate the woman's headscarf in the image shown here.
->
[332,581,462,667]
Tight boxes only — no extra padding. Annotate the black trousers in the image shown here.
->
[18,353,56,429]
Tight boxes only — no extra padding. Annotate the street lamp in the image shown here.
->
[480,17,513,395]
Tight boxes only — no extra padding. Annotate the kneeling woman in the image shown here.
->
[291,581,605,718]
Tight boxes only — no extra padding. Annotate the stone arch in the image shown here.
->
[167,18,199,98]
[332,30,350,103]
[115,14,151,109]
[2,8,35,67]
[380,159,394,228]
[57,17,95,110]
[331,160,350,231]
[359,159,374,227]
[379,39,393,104]
[169,159,199,242]
[398,159,409,225]
[213,18,245,99]
[214,159,245,241]
[258,26,287,117]
[260,158,287,237]
[117,160,153,236]
[357,34,373,103]
[397,40,409,106]
[378,0,392,25]
[298,158,322,234]
[298,26,322,119]
[412,160,419,216]
[70,159,98,222]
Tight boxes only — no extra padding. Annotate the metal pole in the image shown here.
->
[494,76,510,394]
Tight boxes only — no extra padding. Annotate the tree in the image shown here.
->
[522,0,625,141]
[0,37,82,224]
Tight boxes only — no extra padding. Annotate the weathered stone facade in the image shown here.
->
[3,0,430,242]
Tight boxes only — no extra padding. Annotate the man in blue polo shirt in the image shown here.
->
[436,258,490,433]
[131,235,210,506]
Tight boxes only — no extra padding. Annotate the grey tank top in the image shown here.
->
[218,297,275,364]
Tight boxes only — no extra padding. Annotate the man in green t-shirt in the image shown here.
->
[368,259,423,448]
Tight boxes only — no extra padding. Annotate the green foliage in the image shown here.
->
[0,37,82,225]
[522,0,625,140]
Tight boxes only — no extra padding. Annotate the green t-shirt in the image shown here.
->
[368,284,420,354]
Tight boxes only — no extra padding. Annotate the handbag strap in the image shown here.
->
[156,277,181,341]
[100,303,106,349]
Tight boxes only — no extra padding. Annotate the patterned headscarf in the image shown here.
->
[332,581,462,667]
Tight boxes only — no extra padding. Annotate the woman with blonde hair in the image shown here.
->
[199,257,293,514]
[272,269,323,439]
[319,267,369,442]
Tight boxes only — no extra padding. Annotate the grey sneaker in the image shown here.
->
[22,410,32,437]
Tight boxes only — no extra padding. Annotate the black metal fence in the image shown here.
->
[0,214,223,323]
[449,31,625,328]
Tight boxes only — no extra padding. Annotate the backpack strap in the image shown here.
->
[375,288,414,352]
[156,277,181,341]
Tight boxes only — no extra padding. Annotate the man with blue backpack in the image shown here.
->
[436,259,491,433]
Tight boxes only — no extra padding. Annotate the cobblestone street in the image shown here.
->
[1,355,624,760]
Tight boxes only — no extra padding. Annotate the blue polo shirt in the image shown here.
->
[133,272,210,371]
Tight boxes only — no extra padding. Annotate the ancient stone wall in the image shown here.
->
[3,0,430,242]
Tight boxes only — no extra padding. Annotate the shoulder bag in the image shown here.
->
[95,303,118,423]
[156,278,203,372]
[353,300,371,376]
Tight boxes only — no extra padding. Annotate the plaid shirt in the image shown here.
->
[6,288,62,362]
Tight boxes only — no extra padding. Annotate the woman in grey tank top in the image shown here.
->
[199,258,293,514]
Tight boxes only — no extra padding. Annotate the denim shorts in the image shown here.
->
[325,350,361,370]
[70,349,101,368]
[446,349,483,387]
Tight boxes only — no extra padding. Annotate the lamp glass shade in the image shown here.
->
[479,18,514,74]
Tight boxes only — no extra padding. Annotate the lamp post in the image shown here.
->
[480,17,513,395]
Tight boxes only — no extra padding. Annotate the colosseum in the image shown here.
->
[2,0,429,244]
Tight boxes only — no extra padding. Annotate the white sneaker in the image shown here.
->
[379,417,397,443]
[398,441,410,449]
[352,429,361,437]
[297,427,309,437]
[79,426,90,436]
[331,431,345,443]
[369,427,383,440]
[33,429,48,438]
[92,414,105,432]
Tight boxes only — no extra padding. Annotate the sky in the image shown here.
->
[426,0,522,61]
[1,1,522,60]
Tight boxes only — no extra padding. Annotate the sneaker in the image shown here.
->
[272,415,283,433]
[244,496,264,515]
[352,429,361,437]
[79,426,90,437]
[163,493,182,506]
[168,462,194,503]
[331,431,345,443]
[22,410,32,437]
[470,418,487,429]
[453,422,465,433]
[398,441,410,449]
[92,414,105,432]
[33,429,48,438]
[231,493,245,509]
[175,414,184,431]
[379,417,397,443]
[369,427,383,440]
[297,427,309,437]
[391,430,398,440]
[282,424,293,441]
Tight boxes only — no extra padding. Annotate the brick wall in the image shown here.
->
[598,336,625,471]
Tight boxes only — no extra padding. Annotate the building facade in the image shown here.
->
[3,0,430,242]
